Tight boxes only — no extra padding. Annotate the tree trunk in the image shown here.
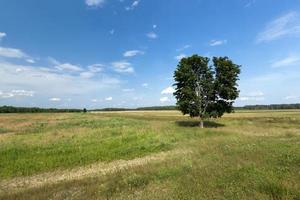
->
[199,119,204,128]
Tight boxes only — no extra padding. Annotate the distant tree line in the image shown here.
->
[236,104,300,110]
[0,106,82,113]
[1,104,300,113]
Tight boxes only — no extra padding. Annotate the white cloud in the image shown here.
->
[0,32,6,40]
[256,11,300,43]
[132,0,139,7]
[153,24,157,29]
[175,54,186,60]
[125,0,140,10]
[142,83,148,87]
[49,57,83,72]
[49,97,61,102]
[105,96,113,101]
[146,32,158,39]
[0,91,11,98]
[0,46,35,64]
[239,91,265,101]
[122,88,135,92]
[209,39,227,46]
[88,64,104,73]
[56,63,83,72]
[47,57,59,65]
[0,90,34,98]
[0,61,121,99]
[176,45,191,52]
[85,0,105,7]
[26,59,35,64]
[285,95,299,100]
[91,99,98,102]
[123,50,144,57]
[0,47,27,58]
[271,55,300,68]
[239,96,265,101]
[15,68,26,73]
[161,86,175,94]
[111,61,134,73]
[160,96,170,102]
[80,72,94,78]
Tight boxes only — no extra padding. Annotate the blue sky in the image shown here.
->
[1,0,300,108]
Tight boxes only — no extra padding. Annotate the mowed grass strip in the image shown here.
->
[2,133,299,200]
[0,114,179,178]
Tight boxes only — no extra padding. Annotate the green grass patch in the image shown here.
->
[0,111,299,199]
[0,127,10,134]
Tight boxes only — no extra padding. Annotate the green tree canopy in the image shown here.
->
[173,55,241,127]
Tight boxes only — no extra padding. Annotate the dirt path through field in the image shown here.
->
[0,149,190,195]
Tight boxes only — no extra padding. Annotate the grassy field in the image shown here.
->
[0,110,299,199]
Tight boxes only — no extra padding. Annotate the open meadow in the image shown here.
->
[0,110,299,199]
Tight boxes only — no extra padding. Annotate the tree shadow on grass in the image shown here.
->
[176,120,225,128]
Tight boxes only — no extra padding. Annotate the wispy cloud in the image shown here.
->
[123,50,144,57]
[0,47,27,58]
[0,61,121,99]
[146,32,158,39]
[0,90,34,98]
[238,91,265,101]
[160,96,170,102]
[142,83,148,87]
[26,59,35,64]
[256,11,300,43]
[271,54,300,68]
[111,61,134,73]
[125,0,140,11]
[176,45,191,52]
[56,63,83,72]
[161,86,175,94]
[175,54,186,60]
[49,57,83,72]
[209,39,227,46]
[80,71,94,78]
[88,64,104,73]
[122,88,135,92]
[105,96,113,101]
[0,32,6,41]
[49,97,61,102]
[85,0,105,7]
[285,95,300,100]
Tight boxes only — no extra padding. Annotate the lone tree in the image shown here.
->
[173,55,241,128]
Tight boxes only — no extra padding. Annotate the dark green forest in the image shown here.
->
[1,104,300,113]
[0,106,82,113]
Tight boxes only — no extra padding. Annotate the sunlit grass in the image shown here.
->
[0,110,299,199]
